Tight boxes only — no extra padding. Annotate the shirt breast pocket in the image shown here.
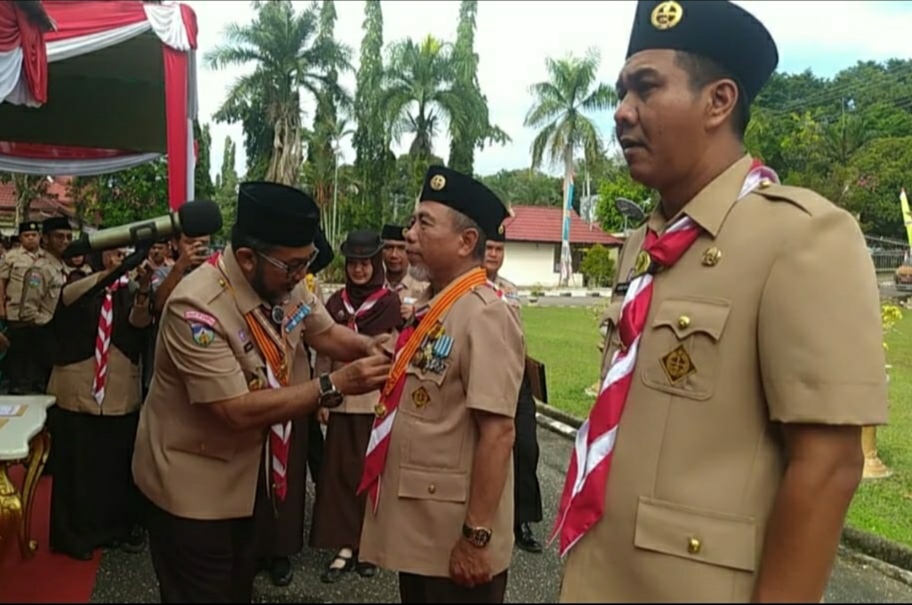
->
[641,297,731,401]
[400,364,448,421]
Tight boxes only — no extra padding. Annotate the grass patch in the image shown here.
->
[521,306,600,419]
[846,311,912,548]
[523,305,912,548]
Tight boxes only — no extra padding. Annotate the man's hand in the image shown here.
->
[449,537,492,588]
[366,333,393,358]
[400,303,415,321]
[176,241,209,272]
[317,407,330,425]
[136,261,154,291]
[330,353,390,396]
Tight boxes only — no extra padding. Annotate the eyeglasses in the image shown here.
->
[257,250,317,278]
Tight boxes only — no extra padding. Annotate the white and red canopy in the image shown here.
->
[0,0,199,210]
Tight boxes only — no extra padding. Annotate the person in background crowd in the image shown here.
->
[47,247,153,560]
[484,228,544,554]
[252,223,335,589]
[66,254,93,279]
[359,166,524,604]
[148,239,173,272]
[381,223,427,321]
[555,1,889,602]
[0,221,43,394]
[20,216,72,393]
[311,229,402,584]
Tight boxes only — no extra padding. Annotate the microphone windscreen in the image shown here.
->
[178,200,223,237]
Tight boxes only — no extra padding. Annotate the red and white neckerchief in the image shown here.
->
[341,287,390,332]
[551,160,779,557]
[92,275,130,406]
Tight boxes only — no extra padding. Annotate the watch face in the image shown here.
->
[474,529,491,547]
[321,391,344,409]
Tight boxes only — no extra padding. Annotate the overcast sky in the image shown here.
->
[183,0,912,182]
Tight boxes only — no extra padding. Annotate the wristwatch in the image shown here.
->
[462,523,493,548]
[318,373,344,409]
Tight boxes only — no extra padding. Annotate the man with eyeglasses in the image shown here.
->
[132,182,391,603]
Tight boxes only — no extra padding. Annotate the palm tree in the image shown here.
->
[524,48,616,206]
[382,35,467,160]
[205,0,350,186]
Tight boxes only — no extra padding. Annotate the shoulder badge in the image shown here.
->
[27,272,42,288]
[190,323,215,347]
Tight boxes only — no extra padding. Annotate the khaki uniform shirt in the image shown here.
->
[0,248,43,321]
[387,273,427,304]
[360,274,526,578]
[20,254,67,326]
[560,156,889,602]
[132,246,334,521]
[48,272,153,416]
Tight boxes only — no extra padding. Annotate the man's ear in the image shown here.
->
[459,228,480,259]
[234,247,256,272]
[706,78,739,132]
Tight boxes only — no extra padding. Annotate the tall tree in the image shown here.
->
[352,0,391,226]
[194,121,215,201]
[447,0,508,175]
[205,0,349,185]
[214,136,239,240]
[0,174,54,226]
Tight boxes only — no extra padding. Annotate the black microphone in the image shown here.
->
[63,199,223,259]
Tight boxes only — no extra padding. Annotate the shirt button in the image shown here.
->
[678,315,691,329]
[687,536,701,554]
[428,484,437,495]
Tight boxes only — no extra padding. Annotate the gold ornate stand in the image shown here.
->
[861,425,891,479]
[0,429,51,568]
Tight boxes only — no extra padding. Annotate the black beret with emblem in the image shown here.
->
[626,0,778,106]
[419,165,508,240]
[340,229,384,259]
[489,219,507,243]
[42,216,72,233]
[381,223,407,242]
[18,221,41,235]
[236,181,320,247]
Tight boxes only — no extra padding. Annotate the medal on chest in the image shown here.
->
[413,320,453,374]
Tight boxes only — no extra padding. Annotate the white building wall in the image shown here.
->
[500,241,587,288]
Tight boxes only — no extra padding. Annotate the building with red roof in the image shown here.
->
[0,175,76,235]
[500,205,622,288]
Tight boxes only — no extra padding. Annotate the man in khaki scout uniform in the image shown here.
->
[555,2,889,603]
[485,229,545,554]
[381,223,427,320]
[0,220,43,393]
[359,166,525,604]
[19,216,72,392]
[132,182,392,604]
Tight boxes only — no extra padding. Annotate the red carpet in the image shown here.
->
[0,466,100,603]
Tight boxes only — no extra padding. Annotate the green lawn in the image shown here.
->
[521,306,602,420]
[523,305,912,548]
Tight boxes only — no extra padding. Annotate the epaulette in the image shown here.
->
[752,181,833,217]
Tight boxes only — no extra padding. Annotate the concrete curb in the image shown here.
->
[534,402,912,585]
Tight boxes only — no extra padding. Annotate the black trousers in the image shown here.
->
[513,371,543,526]
[399,571,508,604]
[146,501,257,604]
[4,324,48,393]
[307,412,324,485]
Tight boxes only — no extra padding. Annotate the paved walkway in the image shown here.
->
[91,428,912,603]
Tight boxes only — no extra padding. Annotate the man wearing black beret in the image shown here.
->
[358,166,525,603]
[381,223,427,320]
[555,1,888,602]
[132,182,392,603]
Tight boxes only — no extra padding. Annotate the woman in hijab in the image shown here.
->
[310,229,402,583]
